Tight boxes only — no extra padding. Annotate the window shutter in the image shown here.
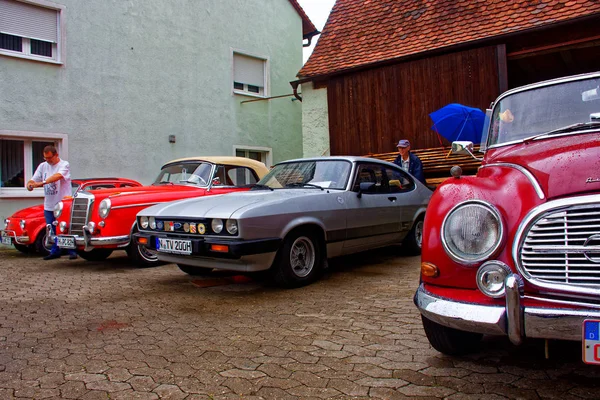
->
[233,53,265,87]
[0,0,58,43]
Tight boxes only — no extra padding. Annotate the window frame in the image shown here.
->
[0,0,66,65]
[231,49,269,98]
[233,145,272,168]
[0,129,68,198]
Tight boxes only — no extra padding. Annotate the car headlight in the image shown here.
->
[54,201,63,218]
[211,218,223,234]
[149,217,156,230]
[140,216,149,229]
[98,199,112,219]
[20,220,26,229]
[59,221,67,233]
[226,219,238,235]
[441,200,504,264]
[4,219,9,229]
[477,261,512,298]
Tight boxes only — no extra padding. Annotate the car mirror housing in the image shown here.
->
[357,182,377,198]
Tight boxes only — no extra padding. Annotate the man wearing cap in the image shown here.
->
[393,139,426,184]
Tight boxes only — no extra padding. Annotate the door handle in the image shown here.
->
[388,197,396,202]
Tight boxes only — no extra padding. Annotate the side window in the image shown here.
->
[85,184,116,190]
[386,167,415,193]
[352,163,389,194]
[119,183,137,188]
[229,166,259,186]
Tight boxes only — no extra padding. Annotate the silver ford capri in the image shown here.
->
[134,156,432,287]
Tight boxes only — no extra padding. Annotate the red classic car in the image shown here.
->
[52,157,269,265]
[414,72,600,362]
[1,177,141,255]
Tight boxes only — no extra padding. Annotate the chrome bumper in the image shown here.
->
[49,225,130,251]
[414,275,600,343]
[0,230,30,245]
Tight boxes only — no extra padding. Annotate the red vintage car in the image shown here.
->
[1,177,141,255]
[414,72,600,362]
[52,157,269,266]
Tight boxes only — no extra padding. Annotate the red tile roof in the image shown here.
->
[298,0,600,78]
[287,0,319,40]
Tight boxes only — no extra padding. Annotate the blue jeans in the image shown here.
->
[44,210,75,256]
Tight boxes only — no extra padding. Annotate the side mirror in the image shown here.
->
[357,182,376,198]
[212,177,221,186]
[451,141,482,161]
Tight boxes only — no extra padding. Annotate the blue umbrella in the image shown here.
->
[429,103,485,144]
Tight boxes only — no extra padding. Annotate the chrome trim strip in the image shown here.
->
[512,194,600,296]
[1,230,30,245]
[526,294,600,310]
[112,202,160,210]
[51,234,130,247]
[480,163,545,200]
[505,275,523,345]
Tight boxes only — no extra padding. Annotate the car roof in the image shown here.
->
[276,155,394,164]
[164,156,270,176]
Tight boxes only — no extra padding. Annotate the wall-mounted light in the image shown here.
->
[168,135,176,143]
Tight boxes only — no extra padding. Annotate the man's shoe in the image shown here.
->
[43,253,61,260]
[69,253,77,260]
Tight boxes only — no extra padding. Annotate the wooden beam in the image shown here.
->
[496,44,508,93]
[508,35,600,60]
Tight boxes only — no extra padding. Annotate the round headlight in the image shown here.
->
[442,201,504,264]
[140,216,149,229]
[225,219,238,235]
[98,199,112,219]
[20,220,26,229]
[54,201,63,218]
[476,261,512,298]
[149,217,156,230]
[212,218,223,234]
[59,221,67,233]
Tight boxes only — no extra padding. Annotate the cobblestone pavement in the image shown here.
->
[1,246,600,399]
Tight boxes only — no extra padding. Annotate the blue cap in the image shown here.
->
[397,139,410,147]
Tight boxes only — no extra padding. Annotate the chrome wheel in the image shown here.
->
[415,220,424,248]
[137,244,158,263]
[289,236,316,278]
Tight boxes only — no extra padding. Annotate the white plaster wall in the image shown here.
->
[301,81,330,157]
[0,0,304,220]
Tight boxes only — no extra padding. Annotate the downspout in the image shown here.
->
[291,80,302,102]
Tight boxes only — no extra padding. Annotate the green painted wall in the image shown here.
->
[0,0,304,220]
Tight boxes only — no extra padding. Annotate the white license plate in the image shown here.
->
[1,233,11,246]
[56,236,76,249]
[583,319,600,365]
[157,238,192,255]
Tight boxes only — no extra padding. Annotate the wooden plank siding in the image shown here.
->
[326,46,500,156]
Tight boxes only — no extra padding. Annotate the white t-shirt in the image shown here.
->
[32,159,72,211]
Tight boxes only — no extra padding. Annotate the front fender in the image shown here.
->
[281,216,327,240]
[422,166,546,289]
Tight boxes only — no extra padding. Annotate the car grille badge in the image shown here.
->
[190,223,197,234]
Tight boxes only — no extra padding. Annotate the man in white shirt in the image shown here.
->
[27,145,76,260]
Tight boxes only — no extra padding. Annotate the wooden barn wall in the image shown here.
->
[327,46,500,156]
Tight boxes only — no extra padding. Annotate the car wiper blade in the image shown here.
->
[524,121,600,142]
[285,182,324,190]
[251,184,274,191]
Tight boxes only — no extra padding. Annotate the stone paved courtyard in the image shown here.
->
[1,246,600,399]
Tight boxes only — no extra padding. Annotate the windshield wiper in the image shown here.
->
[524,121,600,143]
[285,182,324,190]
[251,184,274,191]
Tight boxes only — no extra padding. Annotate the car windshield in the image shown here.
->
[153,162,213,186]
[256,160,351,190]
[488,76,600,147]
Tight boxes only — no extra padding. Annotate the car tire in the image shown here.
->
[421,315,483,355]
[271,229,323,288]
[126,227,161,268]
[403,217,424,255]
[13,242,31,254]
[77,249,113,262]
[177,264,213,276]
[33,230,52,256]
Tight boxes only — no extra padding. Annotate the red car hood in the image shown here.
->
[10,204,45,218]
[484,132,600,199]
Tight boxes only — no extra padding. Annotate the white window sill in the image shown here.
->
[0,51,62,65]
[233,90,266,99]
[0,188,45,199]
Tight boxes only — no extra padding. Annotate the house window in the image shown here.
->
[233,51,268,97]
[0,0,64,63]
[0,131,67,197]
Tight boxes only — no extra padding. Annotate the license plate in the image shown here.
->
[56,236,76,249]
[156,238,192,255]
[583,319,600,364]
[1,232,11,246]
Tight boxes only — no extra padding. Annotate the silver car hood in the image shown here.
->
[138,189,327,219]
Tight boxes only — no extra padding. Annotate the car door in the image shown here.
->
[385,165,420,239]
[341,162,403,254]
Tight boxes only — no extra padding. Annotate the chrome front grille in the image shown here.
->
[519,202,600,290]
[69,194,93,236]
